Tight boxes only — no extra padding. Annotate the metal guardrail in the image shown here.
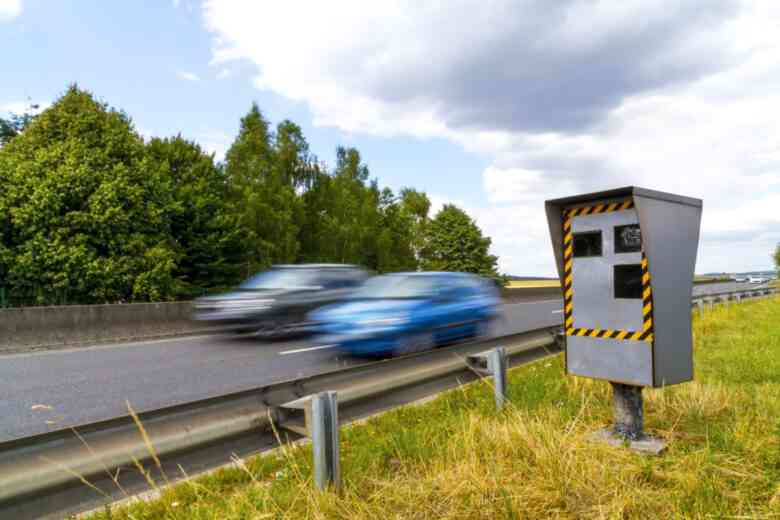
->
[0,328,561,519]
[0,285,776,518]
[691,286,778,312]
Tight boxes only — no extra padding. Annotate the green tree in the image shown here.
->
[399,188,430,263]
[274,120,316,190]
[773,243,779,275]
[225,104,301,274]
[374,187,418,272]
[145,136,246,296]
[420,204,500,278]
[0,86,177,304]
[299,147,383,267]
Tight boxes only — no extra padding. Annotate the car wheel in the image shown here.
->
[256,316,302,340]
[393,330,435,357]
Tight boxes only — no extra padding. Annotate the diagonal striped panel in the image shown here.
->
[565,199,634,218]
[565,327,653,343]
[561,198,654,344]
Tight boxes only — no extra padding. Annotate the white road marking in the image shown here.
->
[508,299,562,305]
[280,344,336,355]
[552,310,564,314]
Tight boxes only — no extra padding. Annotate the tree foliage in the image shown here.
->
[225,104,303,275]
[0,86,177,304]
[420,204,500,279]
[774,243,779,274]
[145,136,246,296]
[0,86,502,305]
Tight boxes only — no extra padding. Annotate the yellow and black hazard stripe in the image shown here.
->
[639,250,654,341]
[565,199,634,218]
[562,213,574,332]
[561,199,654,343]
[566,327,653,342]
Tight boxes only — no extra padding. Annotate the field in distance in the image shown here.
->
[505,279,560,288]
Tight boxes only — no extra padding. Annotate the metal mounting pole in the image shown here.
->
[611,383,643,440]
[311,391,340,492]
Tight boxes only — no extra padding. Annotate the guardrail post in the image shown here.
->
[277,391,341,492]
[467,346,508,410]
[488,347,507,409]
[311,391,340,492]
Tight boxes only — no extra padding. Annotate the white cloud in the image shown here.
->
[172,0,180,7]
[0,0,21,21]
[216,68,230,80]
[205,0,780,275]
[176,71,200,82]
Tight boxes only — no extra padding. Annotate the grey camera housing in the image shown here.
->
[545,187,702,388]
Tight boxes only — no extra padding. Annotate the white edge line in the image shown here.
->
[551,310,564,314]
[280,344,336,355]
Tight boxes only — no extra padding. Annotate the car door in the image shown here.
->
[433,277,474,342]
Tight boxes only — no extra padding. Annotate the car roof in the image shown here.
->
[272,264,363,269]
[384,271,473,278]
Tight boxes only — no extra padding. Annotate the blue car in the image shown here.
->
[309,272,501,357]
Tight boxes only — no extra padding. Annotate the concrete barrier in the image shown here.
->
[501,286,561,302]
[0,302,219,354]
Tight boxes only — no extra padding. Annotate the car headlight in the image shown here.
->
[356,315,409,326]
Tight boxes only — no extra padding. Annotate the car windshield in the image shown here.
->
[239,269,319,289]
[351,275,441,299]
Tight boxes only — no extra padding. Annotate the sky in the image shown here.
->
[2,0,778,276]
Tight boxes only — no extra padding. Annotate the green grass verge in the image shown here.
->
[87,297,780,519]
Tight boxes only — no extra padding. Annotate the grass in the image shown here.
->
[86,297,780,519]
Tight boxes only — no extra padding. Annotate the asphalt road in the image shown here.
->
[0,298,563,442]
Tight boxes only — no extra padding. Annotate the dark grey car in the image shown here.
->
[193,264,369,339]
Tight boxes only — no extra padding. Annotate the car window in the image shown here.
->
[352,275,439,299]
[240,269,319,289]
[321,270,360,289]
[436,277,473,300]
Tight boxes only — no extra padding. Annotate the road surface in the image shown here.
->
[0,299,563,441]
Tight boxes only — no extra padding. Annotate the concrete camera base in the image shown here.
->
[590,428,667,456]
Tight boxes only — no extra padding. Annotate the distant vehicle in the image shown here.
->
[310,271,501,357]
[193,264,369,338]
[734,275,748,283]
[748,275,767,284]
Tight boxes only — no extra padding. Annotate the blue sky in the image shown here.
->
[3,1,779,275]
[0,0,489,206]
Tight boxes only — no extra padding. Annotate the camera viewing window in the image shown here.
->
[615,224,642,253]
[572,231,602,258]
[614,264,643,299]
